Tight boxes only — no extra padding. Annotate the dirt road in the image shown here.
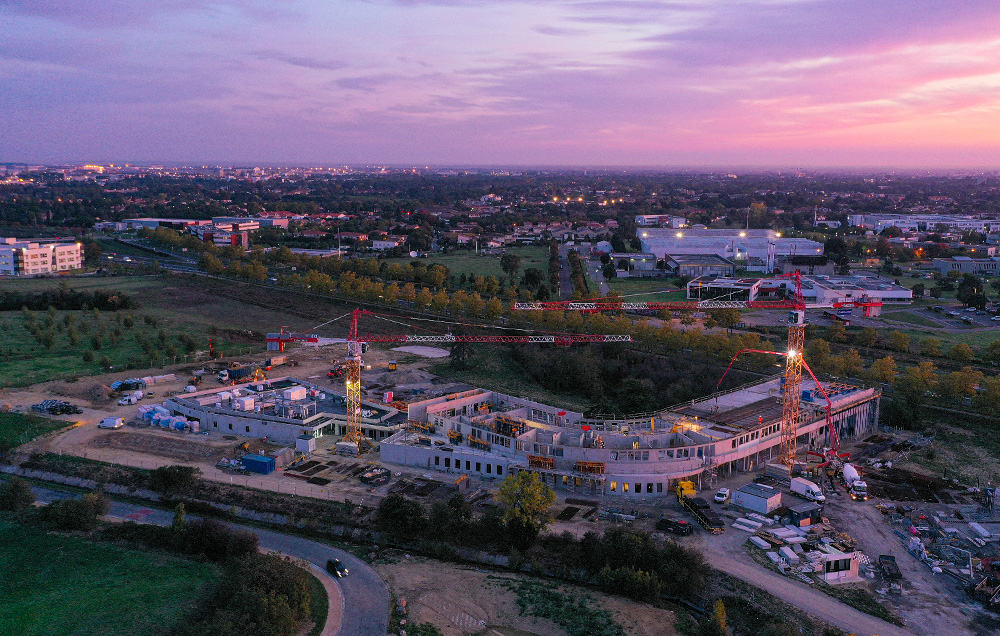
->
[698,540,917,636]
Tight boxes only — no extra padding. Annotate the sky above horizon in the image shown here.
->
[3,0,1000,167]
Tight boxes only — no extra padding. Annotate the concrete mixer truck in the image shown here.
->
[843,463,868,501]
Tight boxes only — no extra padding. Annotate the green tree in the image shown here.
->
[950,342,975,362]
[150,465,201,495]
[0,476,35,511]
[855,327,879,351]
[602,262,617,279]
[920,337,942,357]
[886,330,910,352]
[500,253,521,282]
[868,356,897,383]
[986,340,1000,365]
[709,308,742,333]
[824,320,847,343]
[375,494,427,537]
[496,471,556,532]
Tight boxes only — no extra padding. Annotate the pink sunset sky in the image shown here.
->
[2,0,1000,167]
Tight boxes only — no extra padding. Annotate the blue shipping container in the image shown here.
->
[242,454,275,475]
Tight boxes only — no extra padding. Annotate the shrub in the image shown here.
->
[42,493,109,531]
[183,518,259,562]
[150,465,201,495]
[0,477,35,511]
[375,493,427,537]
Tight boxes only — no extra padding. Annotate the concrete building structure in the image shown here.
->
[0,238,82,276]
[798,275,913,305]
[124,218,209,231]
[666,254,736,278]
[848,214,1000,234]
[637,228,823,273]
[635,214,686,228]
[933,256,1000,276]
[162,377,407,444]
[775,255,836,276]
[380,376,880,498]
[610,252,657,272]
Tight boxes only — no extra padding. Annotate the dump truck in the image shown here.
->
[879,555,903,593]
[218,366,254,383]
[676,480,725,534]
[842,463,869,501]
[265,355,287,370]
[790,477,826,503]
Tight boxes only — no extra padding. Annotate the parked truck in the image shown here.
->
[676,480,725,534]
[265,355,287,370]
[117,390,144,406]
[218,366,254,383]
[790,477,826,503]
[842,463,869,501]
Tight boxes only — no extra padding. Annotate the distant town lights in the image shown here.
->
[676,232,683,238]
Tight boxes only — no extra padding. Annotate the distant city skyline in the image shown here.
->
[3,1,1000,167]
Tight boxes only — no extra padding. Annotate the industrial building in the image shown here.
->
[932,256,1000,276]
[637,228,824,273]
[163,377,407,444]
[685,274,911,306]
[666,254,737,278]
[0,238,82,276]
[380,375,880,499]
[848,214,1000,234]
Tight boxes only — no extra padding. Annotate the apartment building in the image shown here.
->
[0,238,83,276]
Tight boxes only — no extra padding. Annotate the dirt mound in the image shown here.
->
[90,431,225,462]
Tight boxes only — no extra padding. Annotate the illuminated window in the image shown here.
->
[610,481,617,492]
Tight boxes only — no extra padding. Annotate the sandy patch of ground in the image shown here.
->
[376,557,677,636]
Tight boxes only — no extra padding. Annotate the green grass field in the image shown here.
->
[0,518,219,636]
[606,276,688,301]
[420,246,550,282]
[0,413,71,447]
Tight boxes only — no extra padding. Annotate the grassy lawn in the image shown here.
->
[429,351,593,412]
[0,413,71,446]
[419,245,550,282]
[880,309,944,328]
[882,326,1000,350]
[0,518,219,636]
[606,276,688,301]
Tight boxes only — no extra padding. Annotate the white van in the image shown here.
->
[98,417,125,429]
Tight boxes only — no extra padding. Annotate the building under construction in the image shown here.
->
[164,376,407,445]
[379,375,880,498]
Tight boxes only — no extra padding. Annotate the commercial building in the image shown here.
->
[635,214,686,228]
[775,255,835,276]
[666,254,736,278]
[379,376,880,498]
[848,214,1000,234]
[610,252,658,272]
[637,228,823,272]
[686,276,764,301]
[0,238,82,276]
[932,256,1000,276]
[162,377,407,444]
[124,218,209,231]
[798,275,912,305]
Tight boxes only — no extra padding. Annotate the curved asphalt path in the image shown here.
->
[27,483,389,636]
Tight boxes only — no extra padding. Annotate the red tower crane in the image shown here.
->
[515,272,814,470]
[339,308,632,456]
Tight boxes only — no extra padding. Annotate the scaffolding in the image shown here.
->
[493,414,526,438]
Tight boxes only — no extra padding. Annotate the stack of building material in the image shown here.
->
[749,536,771,550]
[779,546,801,565]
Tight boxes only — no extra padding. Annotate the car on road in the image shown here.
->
[714,487,731,503]
[326,558,349,578]
[656,517,694,536]
[993,316,1000,322]
[965,307,977,312]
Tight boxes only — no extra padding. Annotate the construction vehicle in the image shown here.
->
[447,429,463,444]
[218,365,265,384]
[265,355,287,370]
[328,365,346,379]
[842,463,868,501]
[676,480,725,534]
[879,555,903,593]
[790,477,826,503]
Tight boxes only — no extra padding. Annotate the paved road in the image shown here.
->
[28,484,389,636]
[558,244,573,299]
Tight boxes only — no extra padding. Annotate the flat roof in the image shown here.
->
[738,483,782,499]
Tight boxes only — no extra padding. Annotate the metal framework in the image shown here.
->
[340,308,633,456]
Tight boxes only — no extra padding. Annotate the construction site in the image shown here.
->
[5,273,1000,636]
